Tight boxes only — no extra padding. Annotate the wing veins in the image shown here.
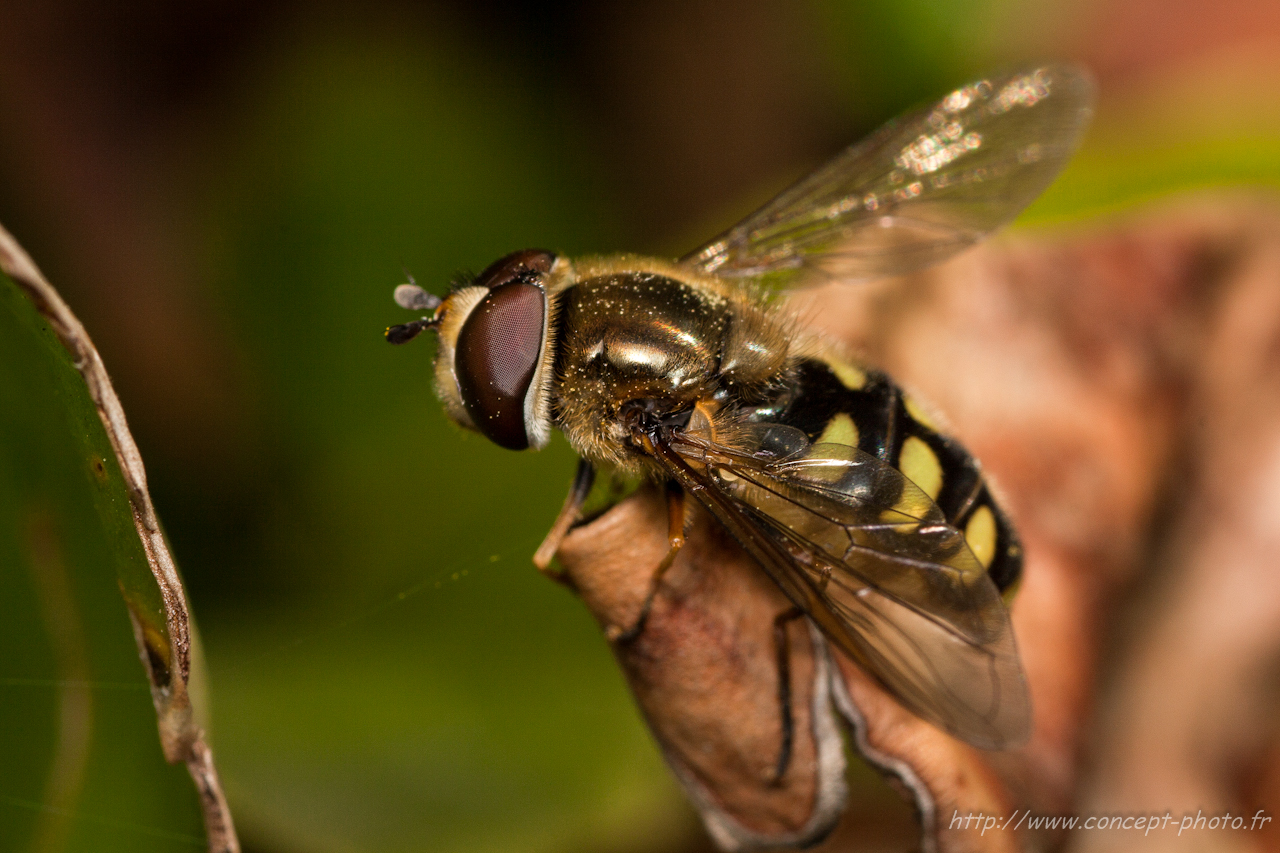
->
[827,590,1007,733]
[679,64,1094,290]
[731,465,972,584]
[644,427,1030,748]
[674,434,989,637]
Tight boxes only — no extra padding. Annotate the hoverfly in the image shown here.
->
[387,66,1093,759]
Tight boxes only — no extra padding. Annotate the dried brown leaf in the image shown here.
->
[556,193,1280,853]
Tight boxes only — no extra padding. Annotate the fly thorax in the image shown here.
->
[553,271,732,468]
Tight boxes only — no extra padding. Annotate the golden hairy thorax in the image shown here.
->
[549,256,797,474]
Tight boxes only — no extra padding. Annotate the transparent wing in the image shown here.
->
[682,65,1093,291]
[647,423,1030,749]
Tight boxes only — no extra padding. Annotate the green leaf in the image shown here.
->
[0,226,236,852]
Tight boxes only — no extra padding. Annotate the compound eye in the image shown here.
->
[454,281,548,450]
[474,249,555,289]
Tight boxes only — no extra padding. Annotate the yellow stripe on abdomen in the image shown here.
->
[898,435,943,501]
[821,356,867,390]
[817,413,859,449]
[903,393,941,432]
[965,505,997,569]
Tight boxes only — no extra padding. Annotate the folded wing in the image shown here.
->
[653,424,1030,748]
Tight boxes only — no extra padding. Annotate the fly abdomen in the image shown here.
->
[774,357,1023,594]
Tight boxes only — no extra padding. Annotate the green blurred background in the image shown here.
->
[2,1,1278,851]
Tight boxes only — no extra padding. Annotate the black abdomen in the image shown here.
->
[772,358,1022,594]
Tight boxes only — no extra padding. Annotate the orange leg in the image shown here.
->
[533,459,595,585]
[608,481,686,643]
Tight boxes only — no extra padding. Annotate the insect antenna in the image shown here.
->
[385,317,439,344]
[387,272,444,344]
[394,280,442,312]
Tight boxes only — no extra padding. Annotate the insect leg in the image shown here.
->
[772,606,806,784]
[533,458,596,584]
[609,481,686,643]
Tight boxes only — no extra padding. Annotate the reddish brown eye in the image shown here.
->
[455,281,547,450]
[474,249,555,289]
